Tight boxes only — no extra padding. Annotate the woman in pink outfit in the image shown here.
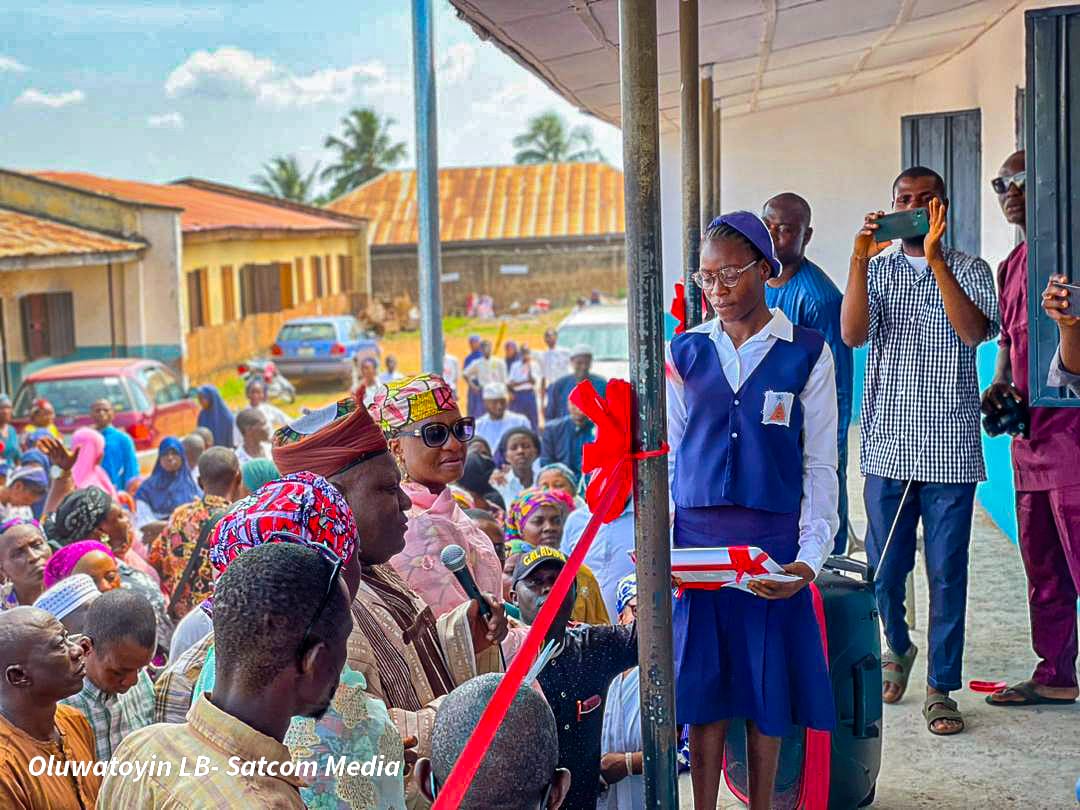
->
[369,374,504,617]
[70,428,117,497]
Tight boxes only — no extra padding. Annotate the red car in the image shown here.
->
[12,359,199,452]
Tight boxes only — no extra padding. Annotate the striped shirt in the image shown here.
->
[99,694,305,809]
[152,631,214,724]
[860,246,1000,483]
[61,669,155,761]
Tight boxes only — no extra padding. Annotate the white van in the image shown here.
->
[555,303,630,381]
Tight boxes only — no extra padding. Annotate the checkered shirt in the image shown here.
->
[860,246,1000,483]
[152,629,214,724]
[61,668,155,761]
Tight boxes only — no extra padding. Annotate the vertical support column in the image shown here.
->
[692,67,713,330]
[618,2,678,807]
[411,0,444,375]
[713,100,722,217]
[681,1,702,329]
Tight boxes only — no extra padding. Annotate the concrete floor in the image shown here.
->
[678,437,1080,809]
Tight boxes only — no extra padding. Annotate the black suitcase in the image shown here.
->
[723,556,882,809]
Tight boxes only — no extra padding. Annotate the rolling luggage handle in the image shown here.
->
[824,555,871,583]
[852,655,880,739]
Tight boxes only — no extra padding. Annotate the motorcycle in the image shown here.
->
[237,359,296,405]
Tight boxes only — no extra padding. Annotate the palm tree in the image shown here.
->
[513,111,605,164]
[251,155,321,204]
[321,108,407,199]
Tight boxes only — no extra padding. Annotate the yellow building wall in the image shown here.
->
[181,232,364,327]
[0,171,144,239]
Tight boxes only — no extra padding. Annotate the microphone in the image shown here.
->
[440,544,492,619]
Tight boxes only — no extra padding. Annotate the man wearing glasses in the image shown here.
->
[841,167,999,736]
[985,150,1080,710]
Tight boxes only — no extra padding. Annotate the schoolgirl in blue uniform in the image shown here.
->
[667,211,839,810]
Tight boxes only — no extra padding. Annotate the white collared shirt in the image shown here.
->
[666,309,839,576]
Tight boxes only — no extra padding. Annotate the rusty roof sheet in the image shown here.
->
[35,172,356,234]
[326,162,624,246]
[0,208,144,260]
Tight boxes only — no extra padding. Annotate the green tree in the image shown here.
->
[321,108,407,199]
[250,155,321,204]
[512,111,605,164]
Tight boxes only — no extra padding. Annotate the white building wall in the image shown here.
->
[658,0,1060,288]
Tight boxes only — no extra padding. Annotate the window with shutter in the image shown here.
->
[20,292,74,361]
[186,270,205,330]
[1026,6,1080,407]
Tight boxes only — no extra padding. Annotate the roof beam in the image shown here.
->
[0,249,143,272]
[748,0,778,113]
[836,0,917,92]
[924,0,1024,75]
[571,0,617,51]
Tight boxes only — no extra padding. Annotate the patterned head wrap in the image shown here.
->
[369,374,458,437]
[44,486,111,546]
[272,394,387,478]
[208,471,357,575]
[615,573,638,616]
[504,486,576,546]
[43,540,114,589]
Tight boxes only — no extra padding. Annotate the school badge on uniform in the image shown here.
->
[761,391,794,427]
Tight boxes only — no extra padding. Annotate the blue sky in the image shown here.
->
[0,1,622,191]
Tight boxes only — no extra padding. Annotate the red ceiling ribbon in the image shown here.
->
[432,379,667,809]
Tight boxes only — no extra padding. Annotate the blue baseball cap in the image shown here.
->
[707,211,782,277]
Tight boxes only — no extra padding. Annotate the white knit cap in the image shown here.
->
[482,382,509,400]
[33,574,100,621]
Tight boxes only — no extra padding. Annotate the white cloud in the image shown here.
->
[14,88,85,108]
[147,112,184,129]
[0,55,28,73]
[437,43,475,86]
[165,46,392,108]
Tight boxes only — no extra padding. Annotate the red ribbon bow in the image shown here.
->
[670,280,708,335]
[673,545,771,598]
[431,380,667,809]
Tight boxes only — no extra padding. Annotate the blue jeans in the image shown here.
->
[833,432,849,555]
[863,475,976,692]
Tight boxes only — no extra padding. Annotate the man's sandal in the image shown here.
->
[986,681,1077,707]
[881,644,918,703]
[923,694,965,736]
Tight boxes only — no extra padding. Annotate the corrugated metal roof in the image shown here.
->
[35,171,356,234]
[326,162,625,246]
[0,208,144,260]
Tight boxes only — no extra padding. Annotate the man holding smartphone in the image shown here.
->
[983,149,1080,710]
[1045,278,1080,394]
[841,166,999,736]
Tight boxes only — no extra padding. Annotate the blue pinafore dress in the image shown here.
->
[670,326,835,737]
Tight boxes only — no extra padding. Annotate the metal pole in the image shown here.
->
[618,2,678,807]
[411,0,444,375]
[699,70,713,230]
[713,99,722,217]
[681,1,702,330]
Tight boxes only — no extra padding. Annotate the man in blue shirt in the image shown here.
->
[544,345,607,422]
[539,400,593,477]
[763,193,854,553]
[91,399,139,492]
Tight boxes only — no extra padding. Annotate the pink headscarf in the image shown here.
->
[71,428,117,497]
[43,540,114,589]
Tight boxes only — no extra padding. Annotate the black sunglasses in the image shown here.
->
[991,171,1025,195]
[267,532,345,656]
[399,417,475,448]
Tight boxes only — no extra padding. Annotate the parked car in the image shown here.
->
[12,359,199,452]
[270,315,380,385]
[556,303,630,381]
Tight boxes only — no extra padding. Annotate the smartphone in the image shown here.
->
[873,208,930,242]
[1054,281,1080,317]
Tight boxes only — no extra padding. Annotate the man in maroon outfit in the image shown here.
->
[983,149,1080,707]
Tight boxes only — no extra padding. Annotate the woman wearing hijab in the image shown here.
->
[0,394,20,466]
[369,374,504,617]
[504,486,609,624]
[195,385,235,448]
[239,457,279,497]
[46,486,173,654]
[42,540,121,592]
[503,339,520,374]
[70,428,118,497]
[134,437,202,526]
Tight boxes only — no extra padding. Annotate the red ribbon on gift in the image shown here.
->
[670,279,709,335]
[672,545,771,598]
[432,379,667,809]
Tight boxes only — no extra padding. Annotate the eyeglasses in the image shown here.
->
[690,259,760,289]
[991,171,1025,195]
[399,417,475,448]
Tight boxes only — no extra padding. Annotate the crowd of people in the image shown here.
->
[0,150,1077,810]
